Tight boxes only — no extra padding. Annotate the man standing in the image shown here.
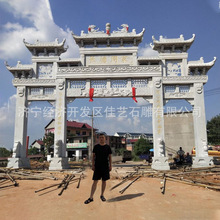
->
[84,133,112,204]
[177,147,185,164]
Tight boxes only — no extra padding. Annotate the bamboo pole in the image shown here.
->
[58,175,75,196]
[119,176,141,194]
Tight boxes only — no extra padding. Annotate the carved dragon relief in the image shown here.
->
[88,25,104,34]
[113,24,129,33]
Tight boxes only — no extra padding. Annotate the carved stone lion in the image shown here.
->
[158,138,164,157]
[201,139,208,156]
[54,140,62,157]
[12,141,21,157]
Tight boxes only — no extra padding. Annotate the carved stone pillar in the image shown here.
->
[192,83,213,168]
[151,77,170,170]
[49,79,69,170]
[7,86,30,168]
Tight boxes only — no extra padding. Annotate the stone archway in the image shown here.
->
[6,24,216,170]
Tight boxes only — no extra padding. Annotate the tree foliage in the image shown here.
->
[0,147,11,157]
[28,147,39,155]
[43,132,54,155]
[207,114,220,145]
[133,138,152,156]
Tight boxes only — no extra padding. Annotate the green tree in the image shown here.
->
[0,147,11,157]
[28,147,39,155]
[207,114,220,145]
[43,132,54,155]
[133,138,152,156]
[115,147,126,156]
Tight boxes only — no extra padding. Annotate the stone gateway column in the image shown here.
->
[49,79,69,170]
[7,86,31,168]
[192,83,213,168]
[151,77,170,170]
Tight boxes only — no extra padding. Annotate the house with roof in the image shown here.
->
[31,140,45,152]
[114,132,153,151]
[45,119,98,160]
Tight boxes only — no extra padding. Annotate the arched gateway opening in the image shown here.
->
[5,23,216,170]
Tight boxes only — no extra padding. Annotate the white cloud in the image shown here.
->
[138,43,158,57]
[136,97,151,106]
[0,94,16,149]
[0,0,80,149]
[133,116,140,128]
[0,95,53,149]
[0,0,79,61]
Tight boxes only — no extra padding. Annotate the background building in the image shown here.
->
[45,119,97,160]
[114,132,153,151]
[30,140,44,152]
[164,112,195,157]
[94,132,126,155]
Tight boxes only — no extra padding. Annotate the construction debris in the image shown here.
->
[111,164,220,192]
[58,174,75,196]
[119,176,141,194]
[110,171,138,191]
[77,173,84,189]
[160,173,166,194]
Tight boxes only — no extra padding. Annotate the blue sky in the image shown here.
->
[0,0,220,149]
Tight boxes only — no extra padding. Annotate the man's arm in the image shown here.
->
[92,153,95,171]
[109,154,112,171]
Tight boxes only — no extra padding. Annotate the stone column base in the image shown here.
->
[192,156,214,168]
[7,157,31,169]
[49,157,69,170]
[151,157,170,170]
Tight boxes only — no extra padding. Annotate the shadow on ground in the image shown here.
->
[107,193,144,202]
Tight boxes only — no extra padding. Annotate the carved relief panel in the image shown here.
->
[37,63,54,79]
[166,60,182,76]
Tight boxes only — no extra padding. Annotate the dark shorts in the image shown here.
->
[92,169,110,181]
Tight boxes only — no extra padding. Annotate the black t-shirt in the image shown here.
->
[93,144,112,171]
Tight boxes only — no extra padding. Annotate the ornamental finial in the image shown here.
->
[106,23,111,35]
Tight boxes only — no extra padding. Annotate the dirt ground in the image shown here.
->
[0,165,220,220]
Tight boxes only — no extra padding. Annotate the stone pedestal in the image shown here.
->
[76,150,82,161]
[192,156,213,168]
[49,157,69,170]
[151,157,170,170]
[7,157,30,169]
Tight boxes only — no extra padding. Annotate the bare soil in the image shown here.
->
[0,166,220,220]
